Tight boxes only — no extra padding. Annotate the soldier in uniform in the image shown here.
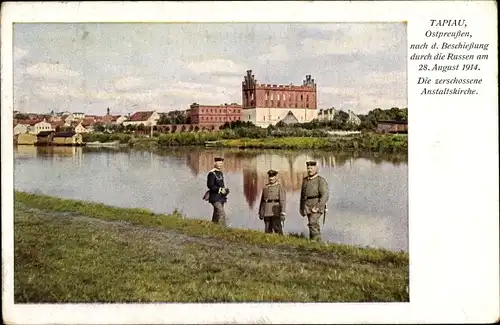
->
[258,169,286,234]
[206,157,230,226]
[300,161,329,241]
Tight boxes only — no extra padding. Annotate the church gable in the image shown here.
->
[280,111,299,125]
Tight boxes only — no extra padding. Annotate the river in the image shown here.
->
[13,145,408,252]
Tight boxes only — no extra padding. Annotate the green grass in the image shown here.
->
[14,191,409,303]
[219,137,331,150]
[83,131,408,153]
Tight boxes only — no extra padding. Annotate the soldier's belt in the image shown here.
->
[264,199,280,203]
[306,195,321,199]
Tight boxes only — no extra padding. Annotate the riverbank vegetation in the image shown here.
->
[80,107,408,153]
[82,131,407,153]
[14,191,409,303]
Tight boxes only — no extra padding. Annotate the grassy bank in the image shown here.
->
[83,131,407,153]
[14,191,409,303]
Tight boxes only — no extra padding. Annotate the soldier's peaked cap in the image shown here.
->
[306,161,317,166]
[214,157,224,162]
[267,169,278,176]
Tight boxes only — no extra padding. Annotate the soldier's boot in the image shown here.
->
[273,217,284,235]
[264,218,272,233]
[308,214,322,242]
[311,233,322,242]
[212,202,227,227]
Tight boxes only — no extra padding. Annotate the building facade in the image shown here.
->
[122,111,160,126]
[31,120,54,135]
[189,103,242,127]
[318,107,337,121]
[241,70,318,127]
[347,109,362,125]
[13,122,32,135]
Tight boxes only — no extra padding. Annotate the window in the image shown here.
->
[283,94,286,101]
[277,93,280,101]
[270,93,274,100]
[301,94,303,100]
[306,104,309,108]
[265,93,268,100]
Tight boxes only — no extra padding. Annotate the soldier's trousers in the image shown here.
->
[211,202,227,226]
[263,217,283,235]
[307,213,322,241]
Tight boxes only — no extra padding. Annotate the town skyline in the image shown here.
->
[14,23,407,115]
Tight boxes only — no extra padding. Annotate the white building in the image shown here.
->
[72,112,85,119]
[74,122,90,133]
[244,107,317,128]
[13,123,31,135]
[122,111,160,126]
[30,120,54,135]
[318,108,337,121]
[347,109,361,126]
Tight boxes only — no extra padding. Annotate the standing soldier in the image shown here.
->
[258,169,286,235]
[300,161,329,242]
[206,157,230,226]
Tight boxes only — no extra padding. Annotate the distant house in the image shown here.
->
[49,121,65,131]
[52,132,84,146]
[102,114,127,125]
[31,120,54,135]
[48,115,63,122]
[122,111,160,127]
[347,110,361,126]
[318,107,336,121]
[13,122,32,135]
[61,115,72,126]
[81,118,95,131]
[15,119,41,135]
[35,131,55,145]
[376,120,408,134]
[75,122,90,134]
[72,112,85,120]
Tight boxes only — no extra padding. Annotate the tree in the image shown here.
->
[94,124,105,132]
[14,113,29,120]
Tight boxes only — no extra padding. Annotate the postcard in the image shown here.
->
[1,1,498,324]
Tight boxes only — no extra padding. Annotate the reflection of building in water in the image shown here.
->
[15,145,38,158]
[242,154,314,209]
[35,146,84,165]
[185,151,243,175]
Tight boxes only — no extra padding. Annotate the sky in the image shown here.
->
[13,23,407,115]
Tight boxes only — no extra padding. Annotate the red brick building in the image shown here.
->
[241,70,318,127]
[189,102,242,127]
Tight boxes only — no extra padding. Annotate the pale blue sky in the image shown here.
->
[13,23,407,115]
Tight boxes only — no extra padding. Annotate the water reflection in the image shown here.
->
[15,145,84,165]
[13,146,408,252]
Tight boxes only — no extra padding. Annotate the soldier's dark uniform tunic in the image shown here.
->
[207,165,229,226]
[258,173,286,234]
[300,168,329,241]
